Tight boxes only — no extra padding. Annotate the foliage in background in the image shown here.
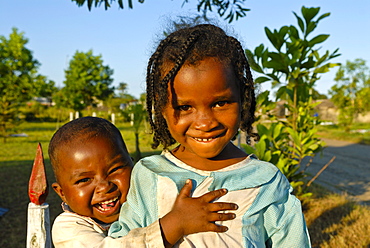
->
[245,6,340,197]
[71,0,250,23]
[330,58,370,131]
[56,50,115,112]
[0,28,54,142]
[121,103,146,162]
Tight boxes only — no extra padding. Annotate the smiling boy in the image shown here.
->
[49,117,238,247]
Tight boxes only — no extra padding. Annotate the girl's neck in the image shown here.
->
[171,142,247,171]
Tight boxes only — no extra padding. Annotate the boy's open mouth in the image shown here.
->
[95,197,119,212]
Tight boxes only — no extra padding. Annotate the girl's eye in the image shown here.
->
[177,105,191,111]
[215,101,228,107]
[75,178,90,184]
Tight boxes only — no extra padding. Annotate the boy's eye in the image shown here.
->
[109,165,124,174]
[75,178,90,184]
[177,105,191,111]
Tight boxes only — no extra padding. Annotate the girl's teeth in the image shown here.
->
[194,137,213,142]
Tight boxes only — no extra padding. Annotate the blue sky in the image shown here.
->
[1,0,369,98]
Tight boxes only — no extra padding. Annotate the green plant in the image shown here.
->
[244,94,323,198]
[245,6,339,197]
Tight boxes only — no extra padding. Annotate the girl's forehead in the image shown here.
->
[161,57,231,78]
[169,58,240,98]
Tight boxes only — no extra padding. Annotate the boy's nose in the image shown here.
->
[96,179,114,194]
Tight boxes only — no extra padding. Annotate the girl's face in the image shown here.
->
[52,136,133,223]
[163,57,243,169]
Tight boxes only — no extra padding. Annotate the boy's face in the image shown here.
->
[52,135,133,223]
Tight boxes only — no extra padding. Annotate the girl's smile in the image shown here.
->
[163,57,247,170]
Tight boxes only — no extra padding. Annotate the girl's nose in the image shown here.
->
[194,110,218,131]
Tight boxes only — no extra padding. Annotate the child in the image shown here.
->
[109,24,311,247]
[49,117,238,247]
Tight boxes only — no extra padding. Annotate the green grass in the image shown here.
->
[0,121,369,247]
[317,122,370,145]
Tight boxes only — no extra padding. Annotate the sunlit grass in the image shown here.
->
[304,184,370,247]
[317,122,370,145]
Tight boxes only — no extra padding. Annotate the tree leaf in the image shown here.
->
[245,49,264,73]
[254,76,271,84]
[293,12,305,32]
[308,34,329,46]
[301,6,320,25]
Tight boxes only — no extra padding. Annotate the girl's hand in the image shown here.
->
[159,179,238,247]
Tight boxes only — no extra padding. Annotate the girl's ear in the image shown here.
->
[52,182,67,202]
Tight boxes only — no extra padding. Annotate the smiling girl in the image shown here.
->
[109,24,311,247]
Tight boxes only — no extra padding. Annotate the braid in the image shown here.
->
[146,24,257,149]
[227,36,258,144]
[147,30,202,148]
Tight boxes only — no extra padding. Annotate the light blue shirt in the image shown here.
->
[110,151,311,247]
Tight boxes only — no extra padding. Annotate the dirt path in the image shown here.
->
[305,138,370,205]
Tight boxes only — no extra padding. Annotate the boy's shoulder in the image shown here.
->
[53,205,110,234]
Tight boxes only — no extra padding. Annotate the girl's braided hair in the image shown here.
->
[146,24,257,149]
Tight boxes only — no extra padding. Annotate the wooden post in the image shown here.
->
[27,143,51,248]
[111,113,115,125]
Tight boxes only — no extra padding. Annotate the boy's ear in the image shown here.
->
[52,182,66,202]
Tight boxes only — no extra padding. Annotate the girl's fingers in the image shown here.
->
[178,179,193,198]
[205,223,229,233]
[199,188,228,202]
[207,212,237,222]
[208,202,238,212]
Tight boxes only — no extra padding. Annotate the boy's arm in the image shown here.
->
[159,179,238,247]
[52,212,164,248]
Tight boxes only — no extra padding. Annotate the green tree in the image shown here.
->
[0,28,46,142]
[71,0,250,23]
[330,59,370,130]
[33,75,57,103]
[123,103,146,162]
[116,82,128,98]
[245,6,340,197]
[59,50,114,112]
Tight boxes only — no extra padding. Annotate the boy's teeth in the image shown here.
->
[96,197,118,211]
[100,197,118,205]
